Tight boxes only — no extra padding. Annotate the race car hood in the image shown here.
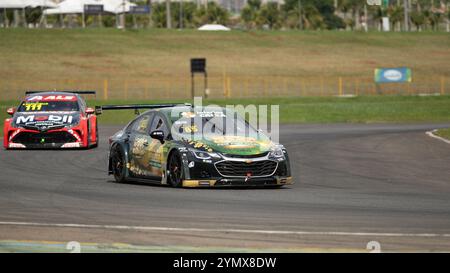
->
[12,112,80,131]
[183,135,274,156]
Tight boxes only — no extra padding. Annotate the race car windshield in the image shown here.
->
[17,101,79,112]
[171,110,261,139]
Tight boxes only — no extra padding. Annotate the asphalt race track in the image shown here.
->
[1,124,450,252]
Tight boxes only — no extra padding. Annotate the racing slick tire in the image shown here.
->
[111,146,127,183]
[167,151,185,188]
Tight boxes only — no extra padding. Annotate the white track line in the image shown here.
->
[426,130,450,145]
[0,221,449,238]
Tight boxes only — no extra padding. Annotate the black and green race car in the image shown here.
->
[100,104,292,188]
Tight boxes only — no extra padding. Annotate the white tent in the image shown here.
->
[0,0,32,9]
[102,0,136,14]
[198,24,231,31]
[0,0,57,8]
[1,0,58,28]
[43,0,136,15]
[43,0,102,15]
[27,0,58,8]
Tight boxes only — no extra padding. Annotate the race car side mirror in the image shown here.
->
[150,130,165,144]
[86,107,95,115]
[94,106,102,115]
[6,107,15,116]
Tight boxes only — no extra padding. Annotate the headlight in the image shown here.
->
[191,150,221,160]
[270,145,285,158]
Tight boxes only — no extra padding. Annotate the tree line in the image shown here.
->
[2,0,449,31]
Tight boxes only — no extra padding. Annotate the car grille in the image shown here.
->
[215,160,278,177]
[12,131,77,144]
[221,152,269,158]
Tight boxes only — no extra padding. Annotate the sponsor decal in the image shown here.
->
[16,115,73,124]
[245,172,252,182]
[374,67,412,83]
[180,111,226,118]
[9,129,22,141]
[15,114,76,130]
[22,102,48,111]
[61,142,81,148]
[383,69,402,81]
[68,129,82,142]
[26,95,77,101]
[9,143,26,148]
[185,139,213,152]
[183,135,273,155]
[181,124,199,133]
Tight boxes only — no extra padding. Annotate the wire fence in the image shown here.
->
[1,75,449,101]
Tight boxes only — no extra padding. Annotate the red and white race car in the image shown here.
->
[3,91,99,149]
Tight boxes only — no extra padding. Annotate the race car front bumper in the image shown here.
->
[179,148,293,187]
[5,127,85,149]
[182,176,293,188]
[8,142,82,149]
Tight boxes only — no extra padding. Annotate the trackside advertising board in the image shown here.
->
[374,67,412,83]
[130,6,151,14]
[84,4,104,14]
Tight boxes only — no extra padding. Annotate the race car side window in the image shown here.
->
[78,97,86,113]
[125,119,138,134]
[149,114,169,135]
[131,113,153,134]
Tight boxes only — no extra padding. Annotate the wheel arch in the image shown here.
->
[3,119,12,149]
[109,141,130,177]
[163,146,190,184]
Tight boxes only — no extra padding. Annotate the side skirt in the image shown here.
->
[125,176,165,186]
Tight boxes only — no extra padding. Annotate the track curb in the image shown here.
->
[426,129,450,144]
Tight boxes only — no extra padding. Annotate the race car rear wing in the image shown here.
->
[25,90,96,95]
[95,103,191,115]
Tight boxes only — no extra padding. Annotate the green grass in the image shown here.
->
[205,96,450,123]
[2,29,450,136]
[0,29,449,89]
[435,128,450,140]
[2,95,450,136]
[1,28,448,76]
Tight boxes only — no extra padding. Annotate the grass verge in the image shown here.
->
[1,29,450,80]
[434,128,450,141]
[1,95,450,137]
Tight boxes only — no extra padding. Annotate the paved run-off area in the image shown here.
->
[0,124,450,252]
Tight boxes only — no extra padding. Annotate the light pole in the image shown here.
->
[179,0,183,29]
[166,0,172,29]
[298,0,303,30]
[122,0,126,30]
[403,0,409,31]
[364,4,368,32]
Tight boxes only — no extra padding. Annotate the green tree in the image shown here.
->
[388,5,403,31]
[337,0,364,30]
[410,10,425,31]
[283,0,343,30]
[241,0,261,29]
[257,3,282,29]
[194,2,229,26]
[368,5,384,31]
[25,8,42,25]
[424,10,443,31]
[173,2,197,28]
[152,3,167,28]
[302,4,326,29]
